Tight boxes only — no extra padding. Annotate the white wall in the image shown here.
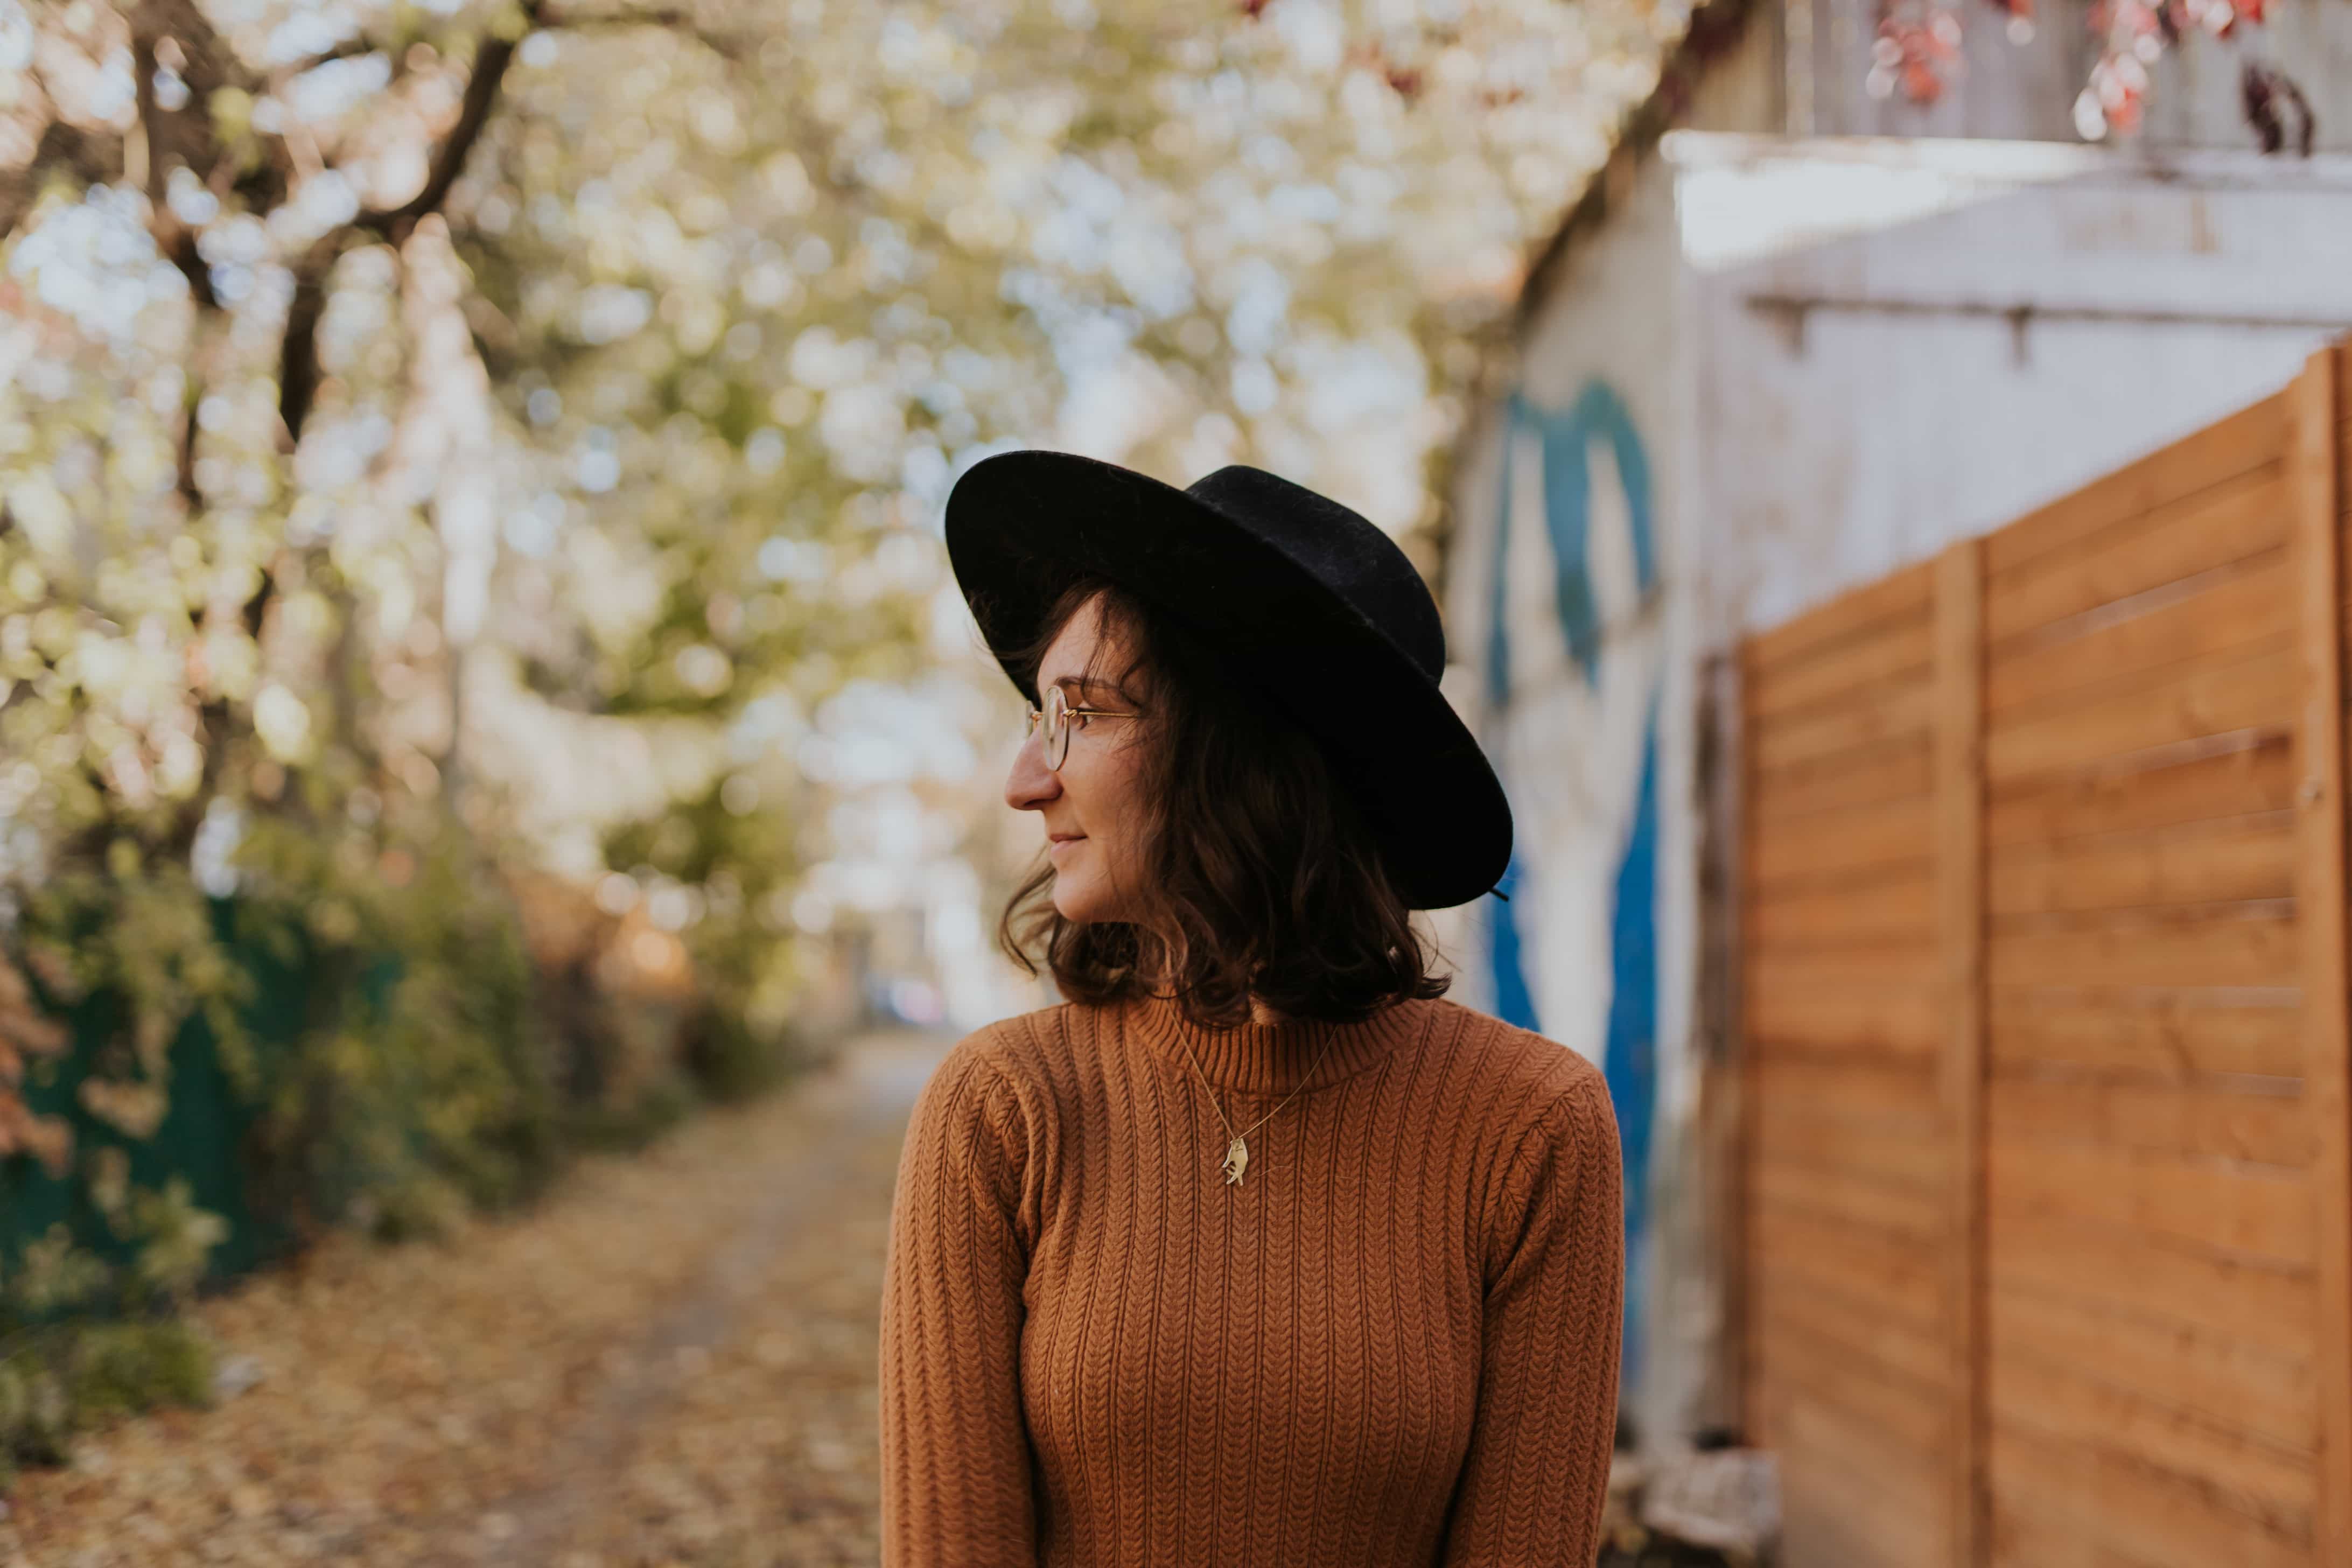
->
[1692,155,2352,641]
[1442,154,1706,1452]
[1446,129,2352,1458]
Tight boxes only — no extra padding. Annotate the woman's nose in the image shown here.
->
[1005,730,1061,812]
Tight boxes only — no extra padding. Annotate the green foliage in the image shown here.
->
[64,1321,214,1424]
[358,1173,474,1247]
[121,1178,232,1311]
[229,803,563,1233]
[1,793,563,1263]
[559,1069,697,1156]
[678,1002,812,1107]
[0,1321,215,1486]
[20,864,260,1150]
[0,3,1657,1180]
[6,1183,234,1327]
[0,1226,216,1487]
[0,1354,73,1483]
[5,1227,107,1321]
[0,0,1675,1492]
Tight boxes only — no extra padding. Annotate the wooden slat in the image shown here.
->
[1986,812,2296,916]
[2290,341,2352,1567]
[1989,1420,2311,1568]
[1748,558,1936,673]
[1754,1158,1946,1240]
[1749,678,1935,772]
[1782,1488,1942,1568]
[1745,979,1941,1059]
[1748,869,1935,946]
[1989,1074,2314,1167]
[1985,465,2289,643]
[1751,734,1935,823]
[1736,639,1764,1446]
[1756,1310,1955,1454]
[1987,1134,2316,1270]
[1745,935,1938,978]
[1990,1493,2166,1568]
[1752,1262,1955,1391]
[1986,390,2288,575]
[1934,539,1987,1568]
[1756,1092,1952,1187]
[1985,732,2293,848]
[1985,641,2298,786]
[1987,994,2302,1080]
[1987,551,2291,715]
[1988,906,2299,990]
[1991,1281,2317,1457]
[2340,382,2352,508]
[1746,943,1939,996]
[1992,1205,2316,1361]
[1989,1355,2316,1543]
[1771,1394,1951,1568]
[1738,358,2342,1568]
[1752,1053,1942,1133]
[1752,1203,1947,1325]
[1748,614,1934,721]
[1768,1363,1947,1486]
[1747,793,1932,888]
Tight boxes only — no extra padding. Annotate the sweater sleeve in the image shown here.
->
[1439,1073,1627,1567]
[878,1037,1040,1566]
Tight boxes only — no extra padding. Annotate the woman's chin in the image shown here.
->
[1050,882,1093,922]
[1050,873,1114,925]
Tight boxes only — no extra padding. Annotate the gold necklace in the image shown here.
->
[1175,1021,1342,1187]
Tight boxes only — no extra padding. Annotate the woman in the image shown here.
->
[877,453,1625,1567]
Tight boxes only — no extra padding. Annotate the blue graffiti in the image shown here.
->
[1486,851,1539,1031]
[1485,382,1658,706]
[1607,713,1658,1388]
[1480,379,1660,1394]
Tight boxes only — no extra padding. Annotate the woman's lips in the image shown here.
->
[1049,835,1086,857]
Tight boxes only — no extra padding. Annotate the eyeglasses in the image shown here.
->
[1025,683,1137,771]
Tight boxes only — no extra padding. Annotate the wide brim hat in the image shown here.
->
[943,449,1511,911]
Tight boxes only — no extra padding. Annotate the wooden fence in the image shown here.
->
[1737,344,2352,1568]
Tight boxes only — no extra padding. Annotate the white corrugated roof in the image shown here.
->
[1663,130,2352,270]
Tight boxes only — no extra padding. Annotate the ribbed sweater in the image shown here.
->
[877,991,1625,1567]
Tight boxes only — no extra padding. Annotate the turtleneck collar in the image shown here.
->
[1128,992,1427,1098]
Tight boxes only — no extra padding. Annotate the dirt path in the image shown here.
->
[0,1028,952,1568]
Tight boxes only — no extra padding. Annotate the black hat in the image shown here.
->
[942,450,1512,910]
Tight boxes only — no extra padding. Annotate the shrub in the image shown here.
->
[0,1223,216,1487]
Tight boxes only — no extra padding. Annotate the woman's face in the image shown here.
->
[1004,592,1154,925]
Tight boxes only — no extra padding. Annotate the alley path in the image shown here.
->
[0,1028,954,1568]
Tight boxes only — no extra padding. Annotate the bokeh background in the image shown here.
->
[0,0,1675,1265]
[3,0,2348,1563]
[0,0,1689,1550]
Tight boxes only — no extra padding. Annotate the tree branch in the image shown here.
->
[355,30,528,247]
[276,35,391,81]
[128,16,221,312]
[176,373,205,509]
[130,2,227,512]
[537,5,749,60]
[279,6,542,445]
[277,230,348,449]
[0,120,123,241]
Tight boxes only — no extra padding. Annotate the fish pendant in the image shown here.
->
[1222,1135,1249,1186]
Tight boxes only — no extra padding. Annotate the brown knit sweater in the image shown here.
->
[877,992,1625,1567]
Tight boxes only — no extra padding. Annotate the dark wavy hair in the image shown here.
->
[995,572,1450,1027]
